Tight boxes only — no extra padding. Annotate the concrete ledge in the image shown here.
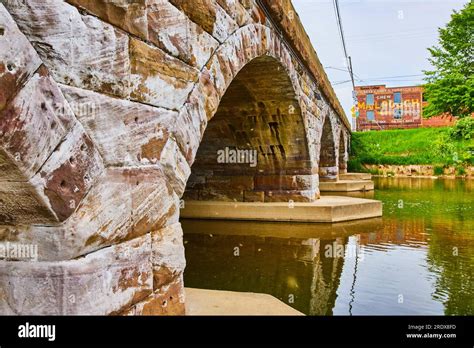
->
[180,196,382,223]
[319,180,375,192]
[185,288,303,315]
[339,173,372,181]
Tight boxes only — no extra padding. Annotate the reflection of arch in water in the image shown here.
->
[181,218,382,315]
[309,239,346,315]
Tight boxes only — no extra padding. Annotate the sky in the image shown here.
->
[292,0,468,128]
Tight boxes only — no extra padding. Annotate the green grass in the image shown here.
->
[349,127,474,170]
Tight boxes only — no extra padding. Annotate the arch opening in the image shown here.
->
[318,115,338,182]
[183,55,315,203]
[338,132,348,175]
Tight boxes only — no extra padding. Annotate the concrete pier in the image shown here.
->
[319,180,375,192]
[185,288,304,316]
[180,196,382,223]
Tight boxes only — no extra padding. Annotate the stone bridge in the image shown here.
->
[0,0,351,314]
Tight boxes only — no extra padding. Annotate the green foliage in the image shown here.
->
[351,127,474,168]
[433,165,445,176]
[449,117,474,140]
[456,166,467,176]
[367,168,383,176]
[433,133,456,160]
[347,158,367,173]
[423,2,474,118]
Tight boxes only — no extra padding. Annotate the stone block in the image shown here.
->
[0,70,76,181]
[159,138,192,197]
[206,175,254,190]
[0,182,57,225]
[254,174,317,191]
[66,0,149,40]
[0,234,153,315]
[152,223,186,289]
[0,4,42,112]
[123,275,185,315]
[3,0,131,98]
[319,166,338,182]
[31,124,105,221]
[129,37,198,110]
[169,0,238,43]
[0,167,179,261]
[265,190,315,202]
[199,188,244,201]
[243,190,265,202]
[216,0,252,27]
[60,84,176,166]
[147,0,219,69]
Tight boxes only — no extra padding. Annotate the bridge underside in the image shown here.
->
[0,0,356,315]
[185,56,315,203]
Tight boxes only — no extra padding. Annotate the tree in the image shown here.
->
[423,2,474,118]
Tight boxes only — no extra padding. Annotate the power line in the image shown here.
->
[332,0,355,90]
[327,68,425,84]
[364,74,425,79]
[325,66,363,80]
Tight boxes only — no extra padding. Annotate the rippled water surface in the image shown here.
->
[182,178,474,315]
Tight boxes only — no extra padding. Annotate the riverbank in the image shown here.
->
[349,126,474,177]
[363,164,474,178]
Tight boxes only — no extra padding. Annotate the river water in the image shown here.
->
[182,177,474,315]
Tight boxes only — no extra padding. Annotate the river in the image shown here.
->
[182,177,474,315]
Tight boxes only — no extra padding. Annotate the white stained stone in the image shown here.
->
[216,0,252,27]
[129,38,199,110]
[3,0,131,98]
[0,234,153,315]
[212,2,239,43]
[30,123,106,221]
[0,167,179,262]
[160,138,192,197]
[147,0,219,69]
[0,4,42,111]
[0,72,76,181]
[60,84,177,167]
[152,222,186,278]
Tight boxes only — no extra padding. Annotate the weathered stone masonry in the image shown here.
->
[0,0,350,314]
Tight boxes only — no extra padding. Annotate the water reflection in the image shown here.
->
[182,177,474,315]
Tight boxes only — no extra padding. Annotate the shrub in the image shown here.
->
[450,117,474,140]
[456,166,467,176]
[368,168,383,176]
[433,166,445,176]
[347,159,367,173]
[433,134,456,161]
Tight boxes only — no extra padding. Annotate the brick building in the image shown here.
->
[355,84,425,131]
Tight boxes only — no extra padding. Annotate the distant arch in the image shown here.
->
[338,131,348,175]
[318,114,338,182]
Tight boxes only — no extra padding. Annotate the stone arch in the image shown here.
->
[338,131,348,175]
[183,55,314,202]
[171,24,318,203]
[318,113,338,182]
